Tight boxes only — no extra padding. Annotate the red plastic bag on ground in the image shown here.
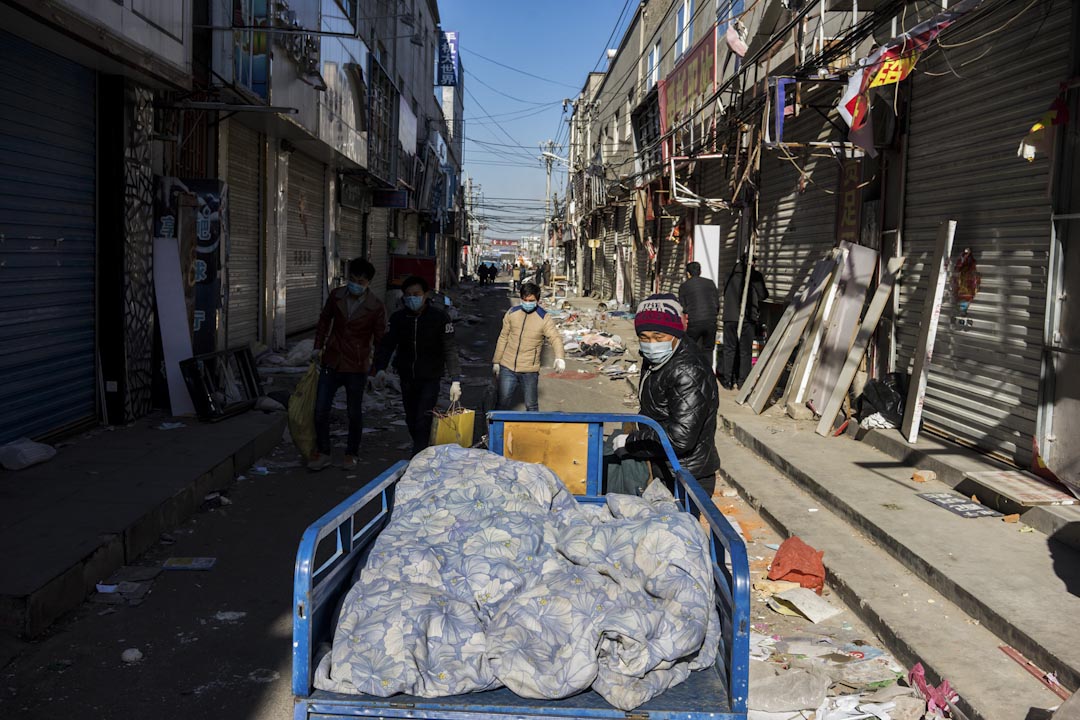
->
[767,536,826,594]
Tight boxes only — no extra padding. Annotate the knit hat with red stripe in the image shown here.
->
[634,293,685,338]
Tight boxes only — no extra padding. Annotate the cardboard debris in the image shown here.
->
[1002,513,1020,523]
[754,579,802,597]
[768,587,842,624]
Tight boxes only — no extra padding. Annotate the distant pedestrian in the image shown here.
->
[372,276,462,456]
[311,258,386,471]
[609,293,719,496]
[721,257,769,390]
[511,263,523,294]
[492,282,566,411]
[542,259,551,287]
[678,261,720,366]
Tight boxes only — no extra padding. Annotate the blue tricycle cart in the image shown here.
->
[293,412,750,719]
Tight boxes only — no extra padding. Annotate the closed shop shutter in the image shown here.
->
[656,215,685,294]
[620,206,634,305]
[338,206,364,267]
[601,224,617,300]
[286,152,325,335]
[226,121,262,349]
[896,0,1072,465]
[756,108,841,300]
[696,160,742,318]
[368,208,390,303]
[0,32,97,443]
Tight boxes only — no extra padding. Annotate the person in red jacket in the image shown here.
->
[310,258,386,471]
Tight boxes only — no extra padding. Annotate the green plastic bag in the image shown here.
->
[288,362,319,460]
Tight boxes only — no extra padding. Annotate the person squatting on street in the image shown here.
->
[721,257,769,390]
[610,294,720,496]
[492,282,566,412]
[311,258,386,471]
[678,261,720,365]
[372,276,462,456]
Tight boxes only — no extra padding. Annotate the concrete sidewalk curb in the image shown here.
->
[713,431,1063,720]
[1,415,285,638]
[717,405,1080,697]
[857,426,1080,551]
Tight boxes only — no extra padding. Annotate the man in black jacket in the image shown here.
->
[611,294,719,497]
[721,257,769,390]
[372,276,462,455]
[678,261,720,365]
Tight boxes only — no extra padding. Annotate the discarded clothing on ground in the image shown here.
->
[857,372,909,428]
[314,444,721,710]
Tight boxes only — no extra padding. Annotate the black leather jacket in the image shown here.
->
[627,339,720,479]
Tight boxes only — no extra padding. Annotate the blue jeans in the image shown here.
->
[496,367,539,412]
[314,367,367,456]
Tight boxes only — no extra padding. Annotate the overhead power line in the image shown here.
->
[461,48,581,89]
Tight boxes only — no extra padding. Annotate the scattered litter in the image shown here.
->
[0,438,57,470]
[754,579,801,597]
[1002,513,1019,523]
[255,396,286,412]
[120,648,143,664]
[159,533,176,545]
[96,583,118,594]
[912,469,936,483]
[721,489,739,498]
[814,695,896,720]
[250,466,270,476]
[807,508,819,513]
[213,611,247,623]
[907,662,958,715]
[163,557,217,571]
[219,495,233,506]
[765,542,781,551]
[768,587,841,624]
[285,338,315,366]
[768,536,826,594]
[1020,526,1035,533]
[157,422,186,431]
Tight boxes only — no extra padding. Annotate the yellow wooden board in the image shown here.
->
[503,422,589,494]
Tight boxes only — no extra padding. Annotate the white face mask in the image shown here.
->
[639,341,674,365]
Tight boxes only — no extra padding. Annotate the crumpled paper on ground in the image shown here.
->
[748,660,830,712]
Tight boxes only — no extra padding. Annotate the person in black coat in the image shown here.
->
[610,294,719,496]
[721,257,769,390]
[372,276,462,455]
[678,261,720,366]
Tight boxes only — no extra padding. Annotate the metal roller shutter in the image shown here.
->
[756,108,841,300]
[696,160,742,318]
[619,206,634,305]
[226,121,262,349]
[286,152,325,335]
[896,0,1072,465]
[656,215,684,294]
[601,224,617,300]
[0,32,97,443]
[368,208,390,303]
[338,206,364,267]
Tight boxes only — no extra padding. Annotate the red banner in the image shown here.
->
[659,26,717,135]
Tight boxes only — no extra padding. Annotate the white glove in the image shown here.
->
[554,358,566,372]
[611,433,628,451]
[449,381,462,403]
[493,364,501,377]
[372,370,388,389]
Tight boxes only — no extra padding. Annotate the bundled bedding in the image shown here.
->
[314,444,721,710]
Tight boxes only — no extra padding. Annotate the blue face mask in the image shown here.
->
[639,340,674,365]
[521,301,537,312]
[403,295,424,312]
[347,281,366,296]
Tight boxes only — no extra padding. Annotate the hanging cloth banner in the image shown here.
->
[1018,85,1071,161]
[838,0,987,131]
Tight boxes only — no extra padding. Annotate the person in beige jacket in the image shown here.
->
[492,282,566,411]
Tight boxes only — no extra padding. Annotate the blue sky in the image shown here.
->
[438,0,631,239]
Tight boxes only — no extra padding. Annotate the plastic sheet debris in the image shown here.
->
[255,395,286,412]
[285,339,315,366]
[748,661,830,712]
[907,662,957,715]
[250,466,270,475]
[0,438,57,470]
[768,536,826,594]
[157,422,186,430]
[814,695,895,720]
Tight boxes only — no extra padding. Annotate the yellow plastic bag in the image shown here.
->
[288,362,320,459]
[430,405,475,448]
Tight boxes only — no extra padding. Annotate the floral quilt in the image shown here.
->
[313,443,720,711]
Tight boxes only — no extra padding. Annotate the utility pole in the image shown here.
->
[541,139,555,263]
